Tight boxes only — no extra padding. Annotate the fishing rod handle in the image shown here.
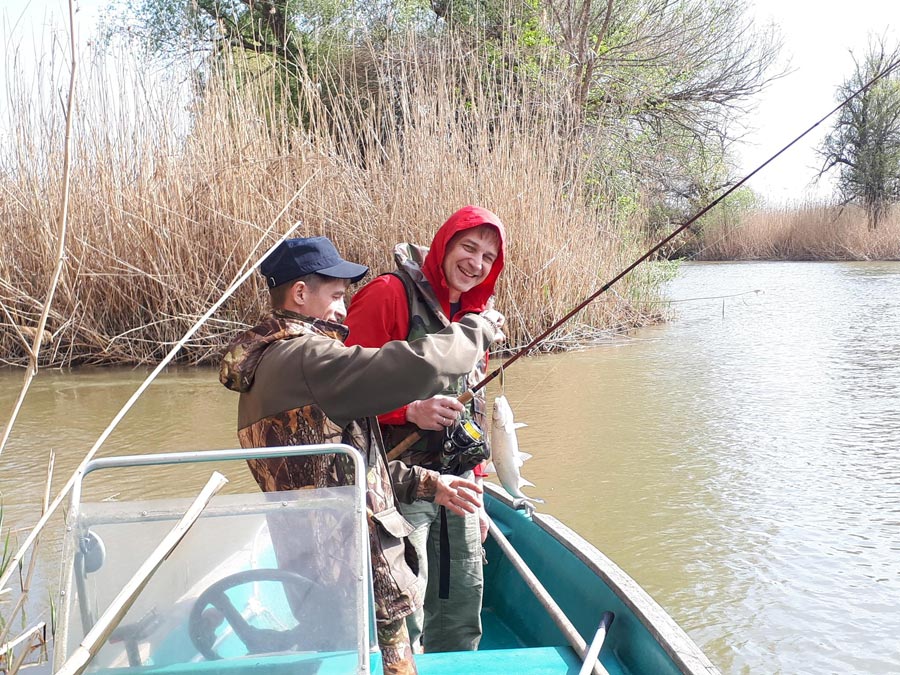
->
[386,431,422,461]
[385,390,475,461]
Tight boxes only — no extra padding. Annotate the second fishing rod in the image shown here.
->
[386,56,900,462]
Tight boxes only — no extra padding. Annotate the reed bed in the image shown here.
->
[0,38,662,368]
[694,202,900,260]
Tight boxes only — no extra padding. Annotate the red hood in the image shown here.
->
[422,206,506,320]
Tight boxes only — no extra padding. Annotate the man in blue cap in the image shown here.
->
[220,236,504,674]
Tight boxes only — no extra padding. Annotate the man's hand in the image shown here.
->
[480,308,506,344]
[406,395,465,431]
[478,508,491,543]
[434,475,483,516]
[473,473,490,542]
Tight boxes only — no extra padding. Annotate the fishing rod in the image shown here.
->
[388,56,900,461]
[0,194,311,593]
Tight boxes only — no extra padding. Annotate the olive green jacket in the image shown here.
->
[219,309,495,622]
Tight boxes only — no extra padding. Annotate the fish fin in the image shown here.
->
[519,452,532,461]
[516,491,545,505]
[484,461,497,474]
[519,477,535,488]
[513,422,528,429]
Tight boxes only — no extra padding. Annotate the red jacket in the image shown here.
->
[345,206,507,476]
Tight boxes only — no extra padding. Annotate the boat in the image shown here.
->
[53,445,720,675]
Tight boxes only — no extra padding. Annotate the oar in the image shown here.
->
[488,521,612,675]
[0,199,309,594]
[387,53,900,461]
[578,611,615,675]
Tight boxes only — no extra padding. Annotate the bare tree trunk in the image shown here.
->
[575,0,614,111]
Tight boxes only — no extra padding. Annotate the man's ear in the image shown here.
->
[291,280,306,308]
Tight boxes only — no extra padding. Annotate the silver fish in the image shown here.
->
[489,395,541,502]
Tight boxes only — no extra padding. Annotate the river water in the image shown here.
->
[2,261,899,674]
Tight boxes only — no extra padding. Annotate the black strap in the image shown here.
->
[438,506,451,600]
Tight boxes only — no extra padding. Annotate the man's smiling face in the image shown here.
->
[441,226,500,302]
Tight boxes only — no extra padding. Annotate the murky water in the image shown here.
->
[2,261,900,674]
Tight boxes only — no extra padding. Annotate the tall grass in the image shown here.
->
[0,37,662,368]
[0,452,53,673]
[694,202,900,260]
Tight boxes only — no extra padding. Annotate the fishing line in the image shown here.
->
[0,183,313,593]
[641,289,763,304]
[469,55,900,396]
[387,56,900,458]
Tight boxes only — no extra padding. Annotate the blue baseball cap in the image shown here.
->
[260,237,369,288]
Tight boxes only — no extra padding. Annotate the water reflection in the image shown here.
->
[626,262,900,674]
[482,261,900,673]
[2,261,900,674]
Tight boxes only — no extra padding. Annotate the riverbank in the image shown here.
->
[691,202,900,260]
[0,43,667,369]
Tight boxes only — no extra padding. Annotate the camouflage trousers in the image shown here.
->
[378,618,417,675]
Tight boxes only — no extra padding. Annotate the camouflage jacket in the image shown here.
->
[219,308,496,622]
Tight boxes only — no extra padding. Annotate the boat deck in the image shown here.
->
[410,647,583,674]
[371,611,627,675]
[56,450,717,675]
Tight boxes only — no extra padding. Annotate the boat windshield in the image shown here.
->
[57,483,369,675]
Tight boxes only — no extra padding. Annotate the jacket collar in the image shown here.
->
[219,309,348,393]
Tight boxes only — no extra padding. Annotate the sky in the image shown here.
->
[1,0,898,204]
[1,0,101,53]
[734,0,898,203]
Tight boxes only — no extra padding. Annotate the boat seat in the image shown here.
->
[411,646,582,675]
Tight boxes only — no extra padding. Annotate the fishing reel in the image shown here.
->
[445,417,484,450]
[440,418,488,474]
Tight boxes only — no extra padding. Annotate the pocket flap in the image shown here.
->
[372,506,415,538]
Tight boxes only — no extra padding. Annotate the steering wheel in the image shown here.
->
[188,569,315,660]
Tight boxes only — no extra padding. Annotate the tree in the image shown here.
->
[534,0,782,229]
[104,0,305,63]
[101,0,783,228]
[819,37,900,230]
[102,0,439,60]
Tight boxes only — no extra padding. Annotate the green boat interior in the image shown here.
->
[55,448,694,675]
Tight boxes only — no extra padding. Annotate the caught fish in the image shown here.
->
[488,395,542,502]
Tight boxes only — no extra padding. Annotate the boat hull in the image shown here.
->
[55,449,718,675]
[459,484,720,675]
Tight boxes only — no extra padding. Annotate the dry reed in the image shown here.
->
[694,202,900,260]
[0,37,663,368]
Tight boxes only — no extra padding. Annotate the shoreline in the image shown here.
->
[6,255,900,370]
[685,203,900,261]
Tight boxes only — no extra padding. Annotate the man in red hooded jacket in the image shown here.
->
[344,206,506,653]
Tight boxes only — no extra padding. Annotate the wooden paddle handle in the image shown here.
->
[386,390,475,461]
